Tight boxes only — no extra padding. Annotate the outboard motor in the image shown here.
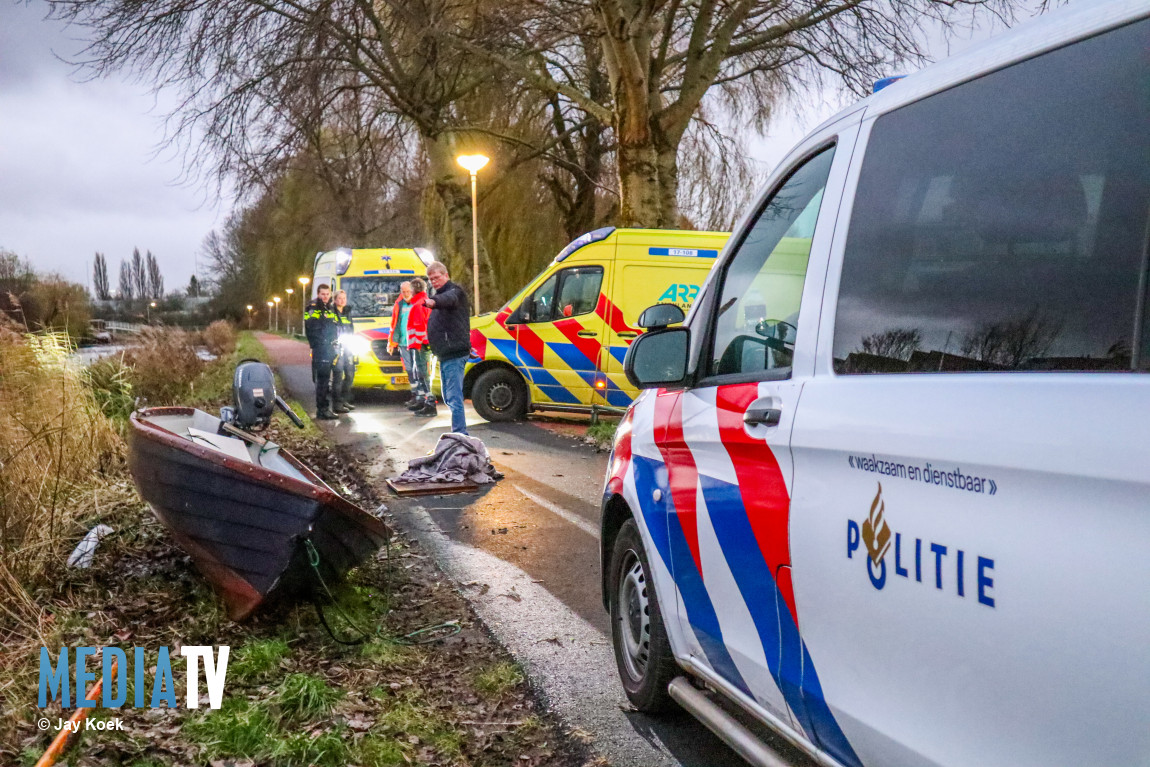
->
[224,359,305,430]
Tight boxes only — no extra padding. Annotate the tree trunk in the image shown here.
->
[616,138,663,228]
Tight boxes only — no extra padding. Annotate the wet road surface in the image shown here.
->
[258,333,809,767]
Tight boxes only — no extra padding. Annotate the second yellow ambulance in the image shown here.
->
[465,227,730,421]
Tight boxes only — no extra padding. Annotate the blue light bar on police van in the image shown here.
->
[873,75,906,93]
[555,226,616,262]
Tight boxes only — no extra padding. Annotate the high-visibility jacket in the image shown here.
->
[304,298,340,354]
[406,292,430,349]
[335,306,354,336]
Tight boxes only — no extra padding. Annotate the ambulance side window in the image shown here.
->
[523,273,559,323]
[555,267,603,319]
[706,146,836,380]
[522,267,603,323]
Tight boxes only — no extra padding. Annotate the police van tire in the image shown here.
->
[609,518,677,712]
[472,368,528,422]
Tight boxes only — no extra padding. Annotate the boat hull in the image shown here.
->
[128,407,388,620]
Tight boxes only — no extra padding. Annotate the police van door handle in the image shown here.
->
[617,331,638,338]
[578,330,598,338]
[743,407,781,427]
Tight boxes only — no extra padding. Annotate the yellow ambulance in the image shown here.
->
[310,246,434,391]
[465,227,729,421]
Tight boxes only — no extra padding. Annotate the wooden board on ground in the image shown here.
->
[387,478,481,496]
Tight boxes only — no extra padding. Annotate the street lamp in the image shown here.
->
[272,295,281,333]
[456,153,489,315]
[246,304,253,329]
[284,288,295,334]
[147,301,157,323]
[266,300,274,331]
[298,276,311,333]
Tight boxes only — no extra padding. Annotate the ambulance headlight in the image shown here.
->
[340,334,371,357]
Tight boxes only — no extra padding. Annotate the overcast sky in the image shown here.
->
[0,0,1032,294]
[0,0,226,293]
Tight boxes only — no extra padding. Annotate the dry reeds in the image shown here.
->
[0,332,120,629]
[202,319,237,357]
[121,326,204,405]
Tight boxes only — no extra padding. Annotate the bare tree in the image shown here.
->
[440,0,1027,227]
[960,308,1061,369]
[130,248,147,300]
[861,327,922,361]
[117,259,133,302]
[92,252,111,300]
[145,250,164,299]
[48,0,523,305]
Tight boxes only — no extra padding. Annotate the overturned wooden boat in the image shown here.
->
[128,406,389,620]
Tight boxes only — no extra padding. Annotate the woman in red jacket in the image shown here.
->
[405,278,436,416]
[386,281,420,407]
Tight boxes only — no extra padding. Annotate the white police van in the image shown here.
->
[600,3,1150,766]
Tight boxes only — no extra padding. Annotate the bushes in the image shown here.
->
[202,319,237,357]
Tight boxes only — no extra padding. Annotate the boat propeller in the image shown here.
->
[221,359,305,431]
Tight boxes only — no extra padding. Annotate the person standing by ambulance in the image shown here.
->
[387,281,419,406]
[331,289,356,414]
[406,278,435,416]
[424,262,469,434]
[304,284,340,420]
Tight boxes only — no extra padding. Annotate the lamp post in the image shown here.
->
[298,276,310,333]
[266,301,274,331]
[456,153,489,315]
[272,296,281,333]
[246,304,253,329]
[284,288,294,334]
[147,301,157,324]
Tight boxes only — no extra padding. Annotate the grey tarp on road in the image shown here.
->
[394,433,502,485]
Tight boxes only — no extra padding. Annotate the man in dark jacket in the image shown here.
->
[304,283,340,420]
[423,262,470,433]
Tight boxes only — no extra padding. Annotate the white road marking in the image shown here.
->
[513,484,600,540]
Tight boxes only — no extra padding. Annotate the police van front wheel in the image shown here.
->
[609,518,677,712]
[472,368,529,422]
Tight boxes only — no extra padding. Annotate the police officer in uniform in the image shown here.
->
[304,283,340,420]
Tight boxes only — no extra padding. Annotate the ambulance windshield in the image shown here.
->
[341,276,409,317]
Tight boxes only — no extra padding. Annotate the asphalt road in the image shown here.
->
[257,333,804,767]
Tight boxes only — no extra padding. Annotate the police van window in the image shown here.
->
[708,146,836,379]
[834,18,1150,374]
[523,267,603,322]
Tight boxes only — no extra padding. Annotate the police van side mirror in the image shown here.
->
[638,303,685,329]
[624,328,690,389]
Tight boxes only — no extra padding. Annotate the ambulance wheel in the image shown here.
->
[472,368,528,422]
[609,518,677,712]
